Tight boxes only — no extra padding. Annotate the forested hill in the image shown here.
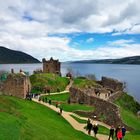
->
[0,46,40,64]
[70,56,140,64]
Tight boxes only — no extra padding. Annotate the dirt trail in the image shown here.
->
[33,79,110,140]
[65,79,73,91]
[69,112,110,129]
[32,98,109,140]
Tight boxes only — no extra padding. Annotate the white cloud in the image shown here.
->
[107,39,135,46]
[0,0,140,61]
[86,38,94,43]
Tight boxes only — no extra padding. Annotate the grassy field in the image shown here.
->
[59,103,94,112]
[41,92,70,102]
[0,95,97,140]
[30,73,70,93]
[98,125,109,135]
[40,93,94,112]
[70,114,87,124]
[115,93,140,140]
[73,77,101,89]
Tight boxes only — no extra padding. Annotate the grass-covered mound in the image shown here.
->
[73,77,101,89]
[30,73,70,93]
[115,93,140,140]
[0,95,97,140]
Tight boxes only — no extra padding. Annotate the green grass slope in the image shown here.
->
[115,93,140,140]
[41,93,70,102]
[73,77,101,89]
[30,73,70,93]
[40,93,94,112]
[0,95,97,140]
[59,104,94,112]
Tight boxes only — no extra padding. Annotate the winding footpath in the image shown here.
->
[32,79,110,140]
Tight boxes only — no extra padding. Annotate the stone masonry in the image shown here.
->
[0,73,31,98]
[69,87,131,130]
[42,57,61,75]
[101,77,123,92]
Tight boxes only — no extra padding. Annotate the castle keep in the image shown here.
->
[42,57,61,75]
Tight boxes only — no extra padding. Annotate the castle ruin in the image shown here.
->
[42,57,61,75]
[69,76,127,128]
[0,71,31,98]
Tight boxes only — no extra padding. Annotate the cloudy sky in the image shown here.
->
[0,0,140,61]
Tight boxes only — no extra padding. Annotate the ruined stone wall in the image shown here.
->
[42,58,60,75]
[107,91,123,102]
[101,77,123,91]
[1,74,31,98]
[70,87,131,129]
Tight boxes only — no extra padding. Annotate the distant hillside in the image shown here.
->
[70,56,140,64]
[0,46,40,64]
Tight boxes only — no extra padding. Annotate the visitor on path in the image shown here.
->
[93,124,98,137]
[108,125,114,140]
[87,118,90,127]
[38,96,41,101]
[115,126,120,140]
[42,97,45,102]
[122,126,126,140]
[56,102,58,108]
[117,128,122,140]
[60,107,63,115]
[45,97,47,103]
[49,99,51,105]
[87,121,92,135]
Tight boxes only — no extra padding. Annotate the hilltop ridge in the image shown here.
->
[0,46,40,64]
[70,56,140,64]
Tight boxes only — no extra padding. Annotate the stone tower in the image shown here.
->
[42,57,61,75]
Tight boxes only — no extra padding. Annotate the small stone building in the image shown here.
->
[0,73,31,98]
[42,57,61,75]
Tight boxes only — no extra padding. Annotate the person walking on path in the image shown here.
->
[117,128,123,140]
[87,118,90,127]
[108,125,114,140]
[87,121,93,135]
[60,107,63,115]
[115,126,120,140]
[55,102,58,108]
[93,124,98,137]
[122,126,126,140]
[49,99,51,105]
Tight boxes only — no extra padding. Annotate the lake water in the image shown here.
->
[0,63,140,103]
